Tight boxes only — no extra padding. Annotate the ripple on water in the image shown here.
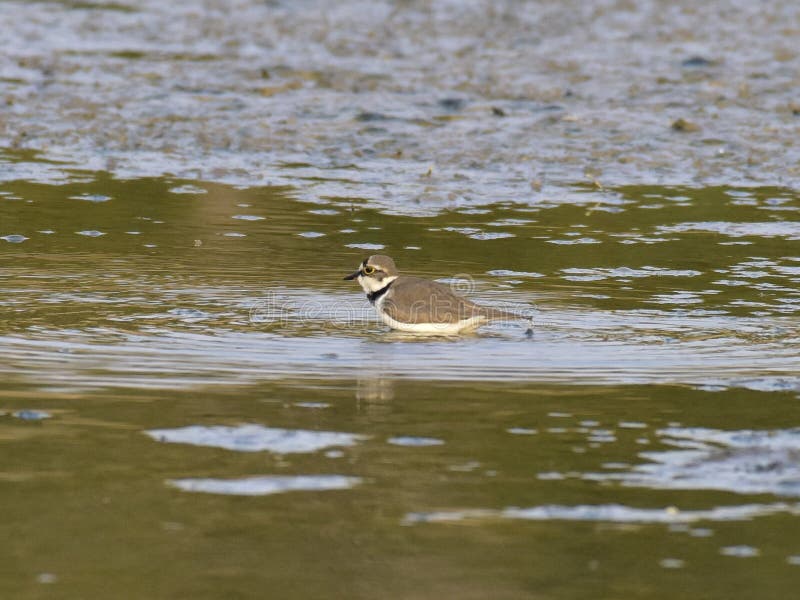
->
[547,237,601,245]
[11,410,52,421]
[585,427,800,497]
[345,243,385,250]
[647,291,705,305]
[168,185,208,194]
[659,558,686,569]
[657,221,800,240]
[507,427,538,435]
[69,193,111,202]
[469,231,515,240]
[145,424,365,453]
[231,214,265,221]
[720,545,760,558]
[165,308,211,320]
[168,475,361,496]
[1,234,28,243]
[403,503,800,525]
[1,308,798,391]
[487,269,545,278]
[442,227,515,240]
[388,436,445,447]
[560,267,702,281]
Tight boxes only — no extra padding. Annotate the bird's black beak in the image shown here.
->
[343,269,361,281]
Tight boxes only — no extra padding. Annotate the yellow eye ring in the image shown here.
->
[363,265,375,275]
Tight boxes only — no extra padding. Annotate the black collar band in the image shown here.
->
[367,279,395,304]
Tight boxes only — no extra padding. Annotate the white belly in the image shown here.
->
[375,307,488,334]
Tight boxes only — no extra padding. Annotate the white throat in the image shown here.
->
[358,274,397,294]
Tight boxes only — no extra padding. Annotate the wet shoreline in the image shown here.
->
[2,1,800,213]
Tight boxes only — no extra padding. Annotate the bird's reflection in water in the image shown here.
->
[355,369,395,416]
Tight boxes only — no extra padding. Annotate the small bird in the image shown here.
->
[344,255,529,334]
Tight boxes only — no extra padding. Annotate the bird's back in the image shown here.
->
[383,276,505,324]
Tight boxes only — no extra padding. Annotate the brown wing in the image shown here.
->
[382,278,494,324]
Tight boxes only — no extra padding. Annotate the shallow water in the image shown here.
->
[2,176,799,388]
[2,173,800,598]
[3,0,800,597]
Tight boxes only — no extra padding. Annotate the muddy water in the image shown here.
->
[2,0,800,598]
[2,174,800,599]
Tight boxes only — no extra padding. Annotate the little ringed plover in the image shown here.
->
[344,254,529,334]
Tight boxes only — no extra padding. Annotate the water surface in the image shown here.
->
[2,0,800,596]
[2,174,800,599]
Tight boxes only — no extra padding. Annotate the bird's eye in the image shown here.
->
[363,266,375,275]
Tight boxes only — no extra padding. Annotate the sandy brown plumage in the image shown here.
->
[381,276,521,325]
[344,254,530,333]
